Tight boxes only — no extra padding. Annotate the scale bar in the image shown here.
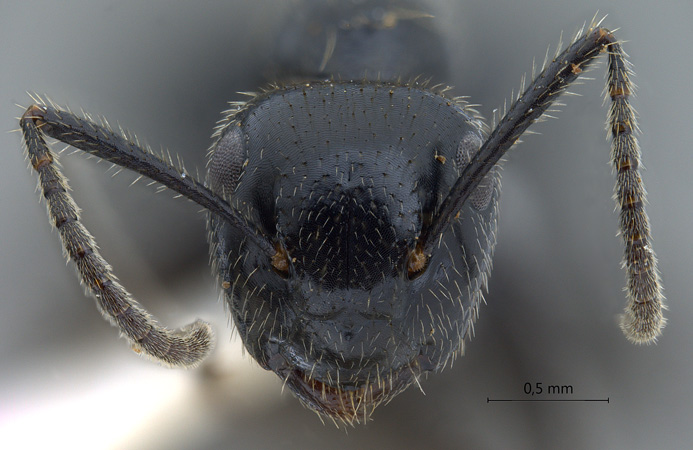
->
[487,397,609,403]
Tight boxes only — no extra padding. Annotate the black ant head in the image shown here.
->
[207,81,499,422]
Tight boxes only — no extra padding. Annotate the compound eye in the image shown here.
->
[456,131,496,211]
[407,244,428,280]
[209,127,245,195]
[455,131,483,170]
[271,243,291,278]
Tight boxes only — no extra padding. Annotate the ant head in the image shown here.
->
[207,81,499,421]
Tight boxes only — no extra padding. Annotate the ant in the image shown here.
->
[19,1,664,424]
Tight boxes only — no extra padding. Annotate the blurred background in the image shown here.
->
[1,1,691,449]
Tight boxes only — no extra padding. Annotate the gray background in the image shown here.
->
[1,1,691,449]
